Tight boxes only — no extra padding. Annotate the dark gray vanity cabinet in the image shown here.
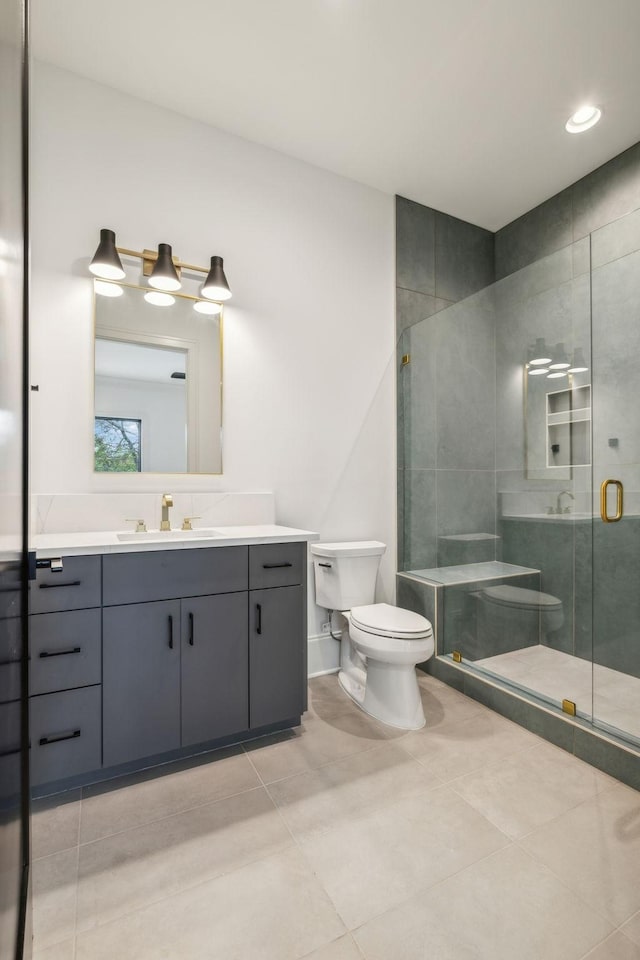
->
[103,599,182,767]
[181,593,248,746]
[31,540,307,789]
[249,585,304,728]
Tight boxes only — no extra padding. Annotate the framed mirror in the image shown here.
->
[524,363,591,480]
[94,281,222,474]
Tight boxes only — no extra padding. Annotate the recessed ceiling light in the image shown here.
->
[565,105,601,134]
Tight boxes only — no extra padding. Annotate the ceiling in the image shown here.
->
[32,0,640,230]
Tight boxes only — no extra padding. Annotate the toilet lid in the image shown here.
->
[350,603,433,640]
[482,585,562,610]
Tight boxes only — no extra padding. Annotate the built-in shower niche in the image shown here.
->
[398,561,542,663]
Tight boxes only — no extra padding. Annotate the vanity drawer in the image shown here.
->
[249,542,304,590]
[30,685,101,786]
[102,546,248,606]
[30,609,101,696]
[29,556,102,614]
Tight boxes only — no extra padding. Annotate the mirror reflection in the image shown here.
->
[94,282,222,474]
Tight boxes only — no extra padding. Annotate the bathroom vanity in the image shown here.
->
[28,526,314,792]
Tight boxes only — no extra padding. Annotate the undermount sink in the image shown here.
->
[116,529,224,542]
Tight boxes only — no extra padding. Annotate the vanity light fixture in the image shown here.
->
[549,344,570,370]
[89,228,126,280]
[568,348,589,373]
[144,290,175,307]
[565,105,602,134]
[528,338,552,365]
[94,279,123,298]
[201,256,232,301]
[193,300,222,316]
[148,243,182,292]
[527,367,550,376]
[547,371,568,379]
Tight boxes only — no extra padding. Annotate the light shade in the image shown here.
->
[568,348,589,373]
[201,256,231,301]
[565,105,602,134]
[547,371,568,379]
[89,228,125,280]
[549,343,570,370]
[149,243,181,292]
[144,290,175,307]
[528,338,552,366]
[528,367,549,376]
[193,299,222,316]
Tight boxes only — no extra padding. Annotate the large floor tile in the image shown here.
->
[581,933,640,959]
[354,844,613,960]
[415,673,487,730]
[301,934,363,959]
[80,745,260,843]
[31,848,78,952]
[451,739,614,839]
[32,791,81,860]
[400,707,540,781]
[245,712,392,784]
[307,675,364,722]
[621,912,640,947]
[75,847,345,960]
[31,938,75,960]
[268,743,441,842]
[520,782,640,925]
[76,785,292,931]
[300,785,508,929]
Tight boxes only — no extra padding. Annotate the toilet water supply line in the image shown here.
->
[327,610,342,642]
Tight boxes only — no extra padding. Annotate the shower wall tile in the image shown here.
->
[396,287,450,337]
[572,141,640,241]
[403,469,437,571]
[592,520,640,678]
[495,190,572,281]
[436,470,495,538]
[434,211,495,301]
[591,204,640,268]
[435,296,496,471]
[402,318,437,470]
[396,196,435,295]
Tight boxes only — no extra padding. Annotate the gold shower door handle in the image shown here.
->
[600,479,624,523]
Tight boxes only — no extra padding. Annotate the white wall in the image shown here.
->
[30,62,397,633]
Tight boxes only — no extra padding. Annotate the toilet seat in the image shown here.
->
[350,602,432,640]
[481,584,562,612]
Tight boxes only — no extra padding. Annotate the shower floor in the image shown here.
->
[475,645,640,743]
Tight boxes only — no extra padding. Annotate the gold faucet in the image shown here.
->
[160,494,173,531]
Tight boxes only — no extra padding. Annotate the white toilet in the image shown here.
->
[310,540,433,730]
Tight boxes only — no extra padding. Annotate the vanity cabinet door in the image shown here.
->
[103,599,181,767]
[249,586,304,729]
[181,593,248,746]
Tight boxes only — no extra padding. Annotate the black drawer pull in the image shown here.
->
[39,729,81,747]
[262,562,293,569]
[188,611,194,646]
[256,603,262,635]
[39,580,82,590]
[318,562,332,568]
[168,614,174,649]
[39,646,81,659]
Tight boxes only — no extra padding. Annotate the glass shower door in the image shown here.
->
[590,207,640,747]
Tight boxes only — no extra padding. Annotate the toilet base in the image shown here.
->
[338,668,365,706]
[361,660,426,730]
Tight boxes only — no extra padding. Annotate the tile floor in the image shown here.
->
[30,672,640,960]
[477,645,640,741]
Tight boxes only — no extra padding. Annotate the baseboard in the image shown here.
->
[307,632,340,678]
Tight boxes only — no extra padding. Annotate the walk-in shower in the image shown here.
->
[398,203,640,751]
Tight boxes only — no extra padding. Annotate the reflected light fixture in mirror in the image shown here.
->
[527,367,549,376]
[568,348,589,373]
[549,344,570,370]
[528,338,552,366]
[193,299,222,316]
[89,228,126,280]
[547,371,568,379]
[95,279,123,298]
[144,290,175,307]
[201,256,231,301]
[149,243,181,292]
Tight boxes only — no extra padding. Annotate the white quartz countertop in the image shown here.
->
[31,525,319,558]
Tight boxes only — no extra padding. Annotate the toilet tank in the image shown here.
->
[310,541,386,611]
